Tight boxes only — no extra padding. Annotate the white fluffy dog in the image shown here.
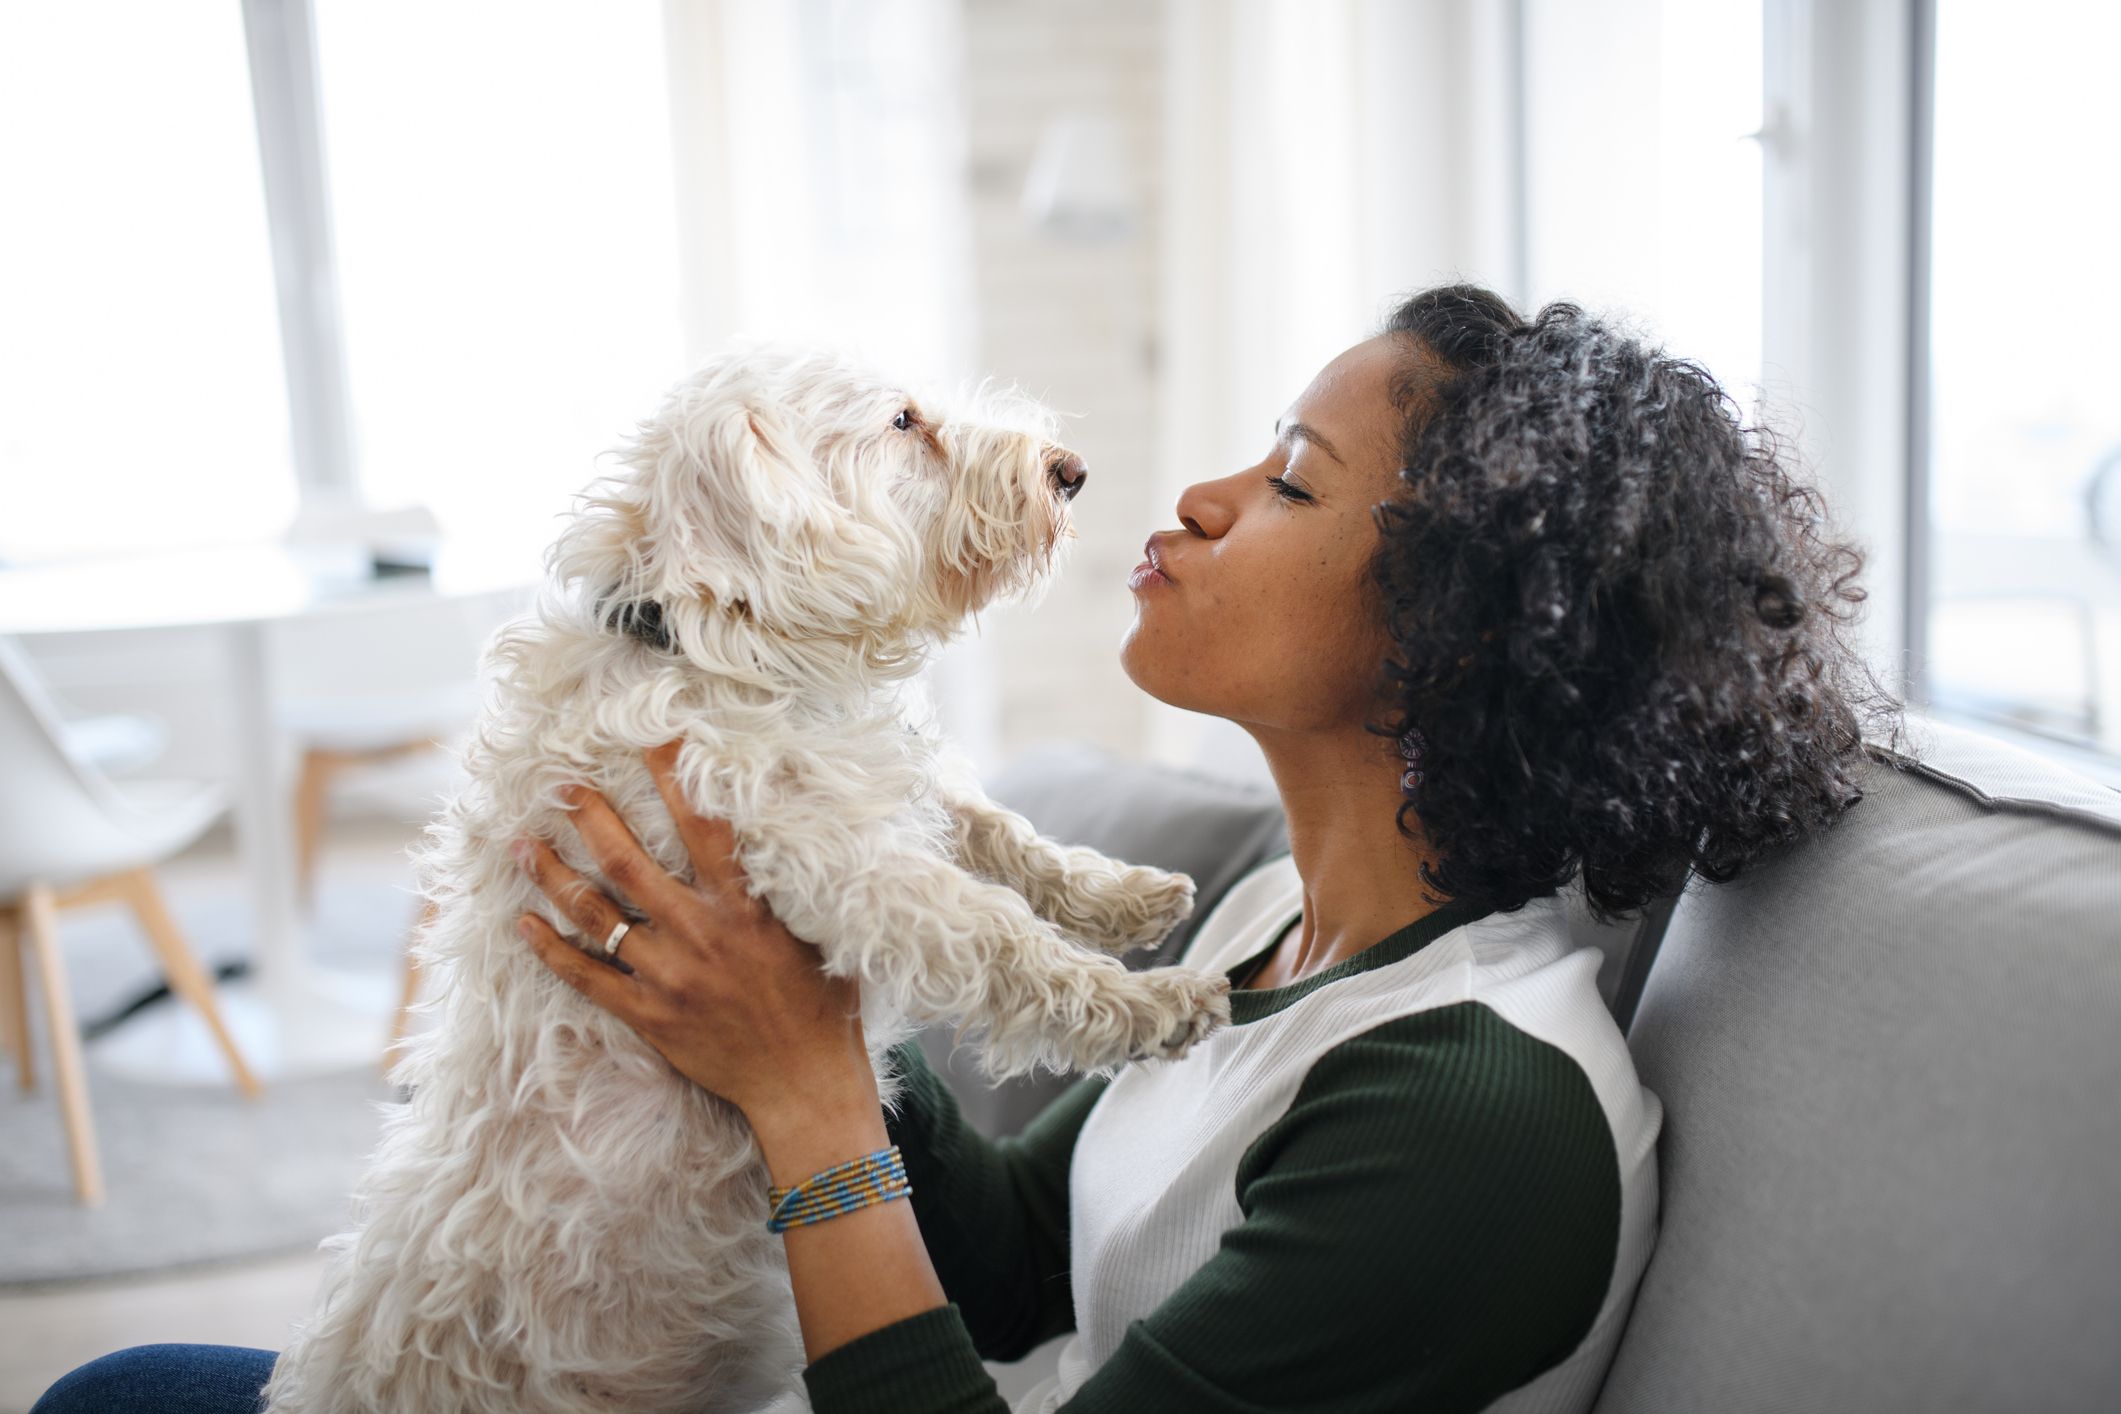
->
[262,348,1232,1413]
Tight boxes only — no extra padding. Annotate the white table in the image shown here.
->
[0,539,538,1081]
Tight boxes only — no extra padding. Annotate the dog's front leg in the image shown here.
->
[940,786,1195,958]
[786,849,1226,1079]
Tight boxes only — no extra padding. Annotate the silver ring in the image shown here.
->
[602,919,631,957]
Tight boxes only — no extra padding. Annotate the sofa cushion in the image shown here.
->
[1593,717,2121,1414]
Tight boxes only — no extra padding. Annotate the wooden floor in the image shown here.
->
[0,1252,324,1412]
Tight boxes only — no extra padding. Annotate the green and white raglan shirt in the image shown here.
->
[802,852,1663,1414]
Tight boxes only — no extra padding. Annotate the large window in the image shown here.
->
[0,1,968,566]
[0,5,295,564]
[1918,1,2121,758]
[310,0,688,543]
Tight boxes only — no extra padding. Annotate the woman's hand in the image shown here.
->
[512,740,874,1134]
[515,742,948,1361]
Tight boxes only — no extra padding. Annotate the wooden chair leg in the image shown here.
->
[0,904,32,1092]
[21,883,104,1206]
[118,868,262,1100]
[293,748,342,913]
[386,895,438,1076]
[301,736,450,917]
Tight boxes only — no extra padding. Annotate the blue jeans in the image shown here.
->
[33,1344,278,1413]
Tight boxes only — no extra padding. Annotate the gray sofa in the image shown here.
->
[919,714,2121,1413]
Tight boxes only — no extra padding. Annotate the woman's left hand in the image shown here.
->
[512,741,874,1130]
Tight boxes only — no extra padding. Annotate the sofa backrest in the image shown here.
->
[1592,717,2121,1414]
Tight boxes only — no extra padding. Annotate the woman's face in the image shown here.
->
[1121,334,1413,735]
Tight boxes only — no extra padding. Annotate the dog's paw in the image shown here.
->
[973,963,1231,1080]
[1115,967,1230,1063]
[1091,865,1197,955]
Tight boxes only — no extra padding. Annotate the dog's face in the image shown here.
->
[554,347,1085,655]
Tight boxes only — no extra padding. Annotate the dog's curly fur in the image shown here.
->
[263,348,1230,1413]
[1372,285,1908,924]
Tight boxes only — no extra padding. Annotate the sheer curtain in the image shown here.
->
[667,0,975,377]
[1150,0,1522,780]
[1521,0,1763,399]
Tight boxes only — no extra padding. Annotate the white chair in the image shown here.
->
[0,635,261,1206]
[60,711,172,777]
[268,587,526,1065]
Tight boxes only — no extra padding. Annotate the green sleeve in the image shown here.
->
[806,1006,1621,1414]
[884,1039,1109,1359]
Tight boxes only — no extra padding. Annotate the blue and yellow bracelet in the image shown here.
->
[766,1145,912,1233]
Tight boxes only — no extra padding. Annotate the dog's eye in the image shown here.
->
[892,409,916,432]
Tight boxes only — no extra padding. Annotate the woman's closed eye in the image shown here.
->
[1265,474,1313,504]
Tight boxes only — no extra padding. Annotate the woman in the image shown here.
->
[36,285,1901,1412]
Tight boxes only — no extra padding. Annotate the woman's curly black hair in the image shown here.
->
[1370,284,1907,923]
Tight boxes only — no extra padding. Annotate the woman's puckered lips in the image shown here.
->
[1140,534,1179,584]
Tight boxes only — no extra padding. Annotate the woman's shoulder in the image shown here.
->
[1238,999,1623,1203]
[1454,894,1661,1154]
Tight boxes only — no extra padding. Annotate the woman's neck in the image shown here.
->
[1247,721,1450,984]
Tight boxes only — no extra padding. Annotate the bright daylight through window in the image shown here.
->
[1921,1,2121,759]
[0,6,294,564]
[309,0,688,545]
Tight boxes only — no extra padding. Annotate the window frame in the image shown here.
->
[238,0,357,510]
[1902,0,1936,715]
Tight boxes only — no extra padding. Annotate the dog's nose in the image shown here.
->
[1048,453,1088,502]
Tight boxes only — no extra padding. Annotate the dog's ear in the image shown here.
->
[624,398,909,640]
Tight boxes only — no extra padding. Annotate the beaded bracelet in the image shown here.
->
[766,1145,912,1233]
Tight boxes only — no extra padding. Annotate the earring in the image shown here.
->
[1398,728,1425,791]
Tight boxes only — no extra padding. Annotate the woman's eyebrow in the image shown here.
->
[1273,418,1347,467]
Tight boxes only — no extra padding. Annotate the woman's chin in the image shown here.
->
[1116,630,1147,691]
[1116,627,1164,700]
[1117,630,1196,714]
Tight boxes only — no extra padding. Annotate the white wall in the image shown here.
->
[951,0,1168,770]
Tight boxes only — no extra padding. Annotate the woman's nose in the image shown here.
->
[1173,471,1241,539]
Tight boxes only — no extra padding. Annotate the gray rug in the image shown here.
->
[0,1066,396,1287]
[0,836,418,1287]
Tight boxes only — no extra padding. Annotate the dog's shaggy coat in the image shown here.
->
[261,349,1230,1413]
